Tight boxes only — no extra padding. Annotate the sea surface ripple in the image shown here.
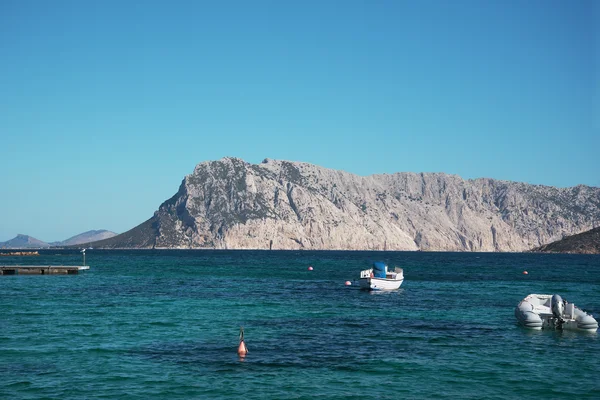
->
[1,250,599,399]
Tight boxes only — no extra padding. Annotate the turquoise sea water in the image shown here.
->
[1,250,599,399]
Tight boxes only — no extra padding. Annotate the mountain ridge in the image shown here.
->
[0,230,117,249]
[0,234,51,249]
[90,157,600,251]
[51,230,117,246]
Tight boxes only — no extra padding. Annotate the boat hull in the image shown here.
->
[515,294,598,332]
[359,277,403,291]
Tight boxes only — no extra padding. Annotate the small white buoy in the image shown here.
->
[308,266,313,271]
[523,271,528,275]
[345,281,352,286]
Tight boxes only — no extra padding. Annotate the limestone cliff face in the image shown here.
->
[101,157,600,251]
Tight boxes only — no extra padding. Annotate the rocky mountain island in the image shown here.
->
[0,234,50,249]
[91,157,600,252]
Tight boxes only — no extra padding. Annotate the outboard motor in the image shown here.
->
[551,294,565,318]
[551,294,566,329]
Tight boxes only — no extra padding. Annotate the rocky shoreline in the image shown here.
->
[0,251,40,256]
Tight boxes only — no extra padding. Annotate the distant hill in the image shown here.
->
[89,219,158,249]
[51,230,117,246]
[0,234,50,249]
[0,230,118,249]
[531,227,600,254]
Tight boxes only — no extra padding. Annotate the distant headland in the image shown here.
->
[86,158,600,253]
[0,231,117,249]
[531,227,600,254]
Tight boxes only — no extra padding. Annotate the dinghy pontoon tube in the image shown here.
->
[515,294,598,332]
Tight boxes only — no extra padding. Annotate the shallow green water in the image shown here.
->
[1,250,599,399]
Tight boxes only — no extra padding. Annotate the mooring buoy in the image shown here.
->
[238,326,248,357]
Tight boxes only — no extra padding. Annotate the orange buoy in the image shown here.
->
[523,271,528,275]
[238,340,248,357]
[308,266,313,271]
[345,281,352,286]
[237,327,248,357]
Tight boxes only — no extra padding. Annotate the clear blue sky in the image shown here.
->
[1,0,598,242]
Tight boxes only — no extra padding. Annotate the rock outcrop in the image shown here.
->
[92,157,600,251]
[531,227,600,254]
[0,251,40,256]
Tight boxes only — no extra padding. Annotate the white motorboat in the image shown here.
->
[515,294,598,332]
[359,262,404,291]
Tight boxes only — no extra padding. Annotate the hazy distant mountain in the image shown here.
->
[90,157,600,251]
[51,230,118,246]
[0,230,118,249]
[531,227,600,254]
[0,234,50,249]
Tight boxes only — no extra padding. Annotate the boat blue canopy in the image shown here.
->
[372,262,387,278]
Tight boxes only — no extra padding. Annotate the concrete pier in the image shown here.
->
[0,265,90,275]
